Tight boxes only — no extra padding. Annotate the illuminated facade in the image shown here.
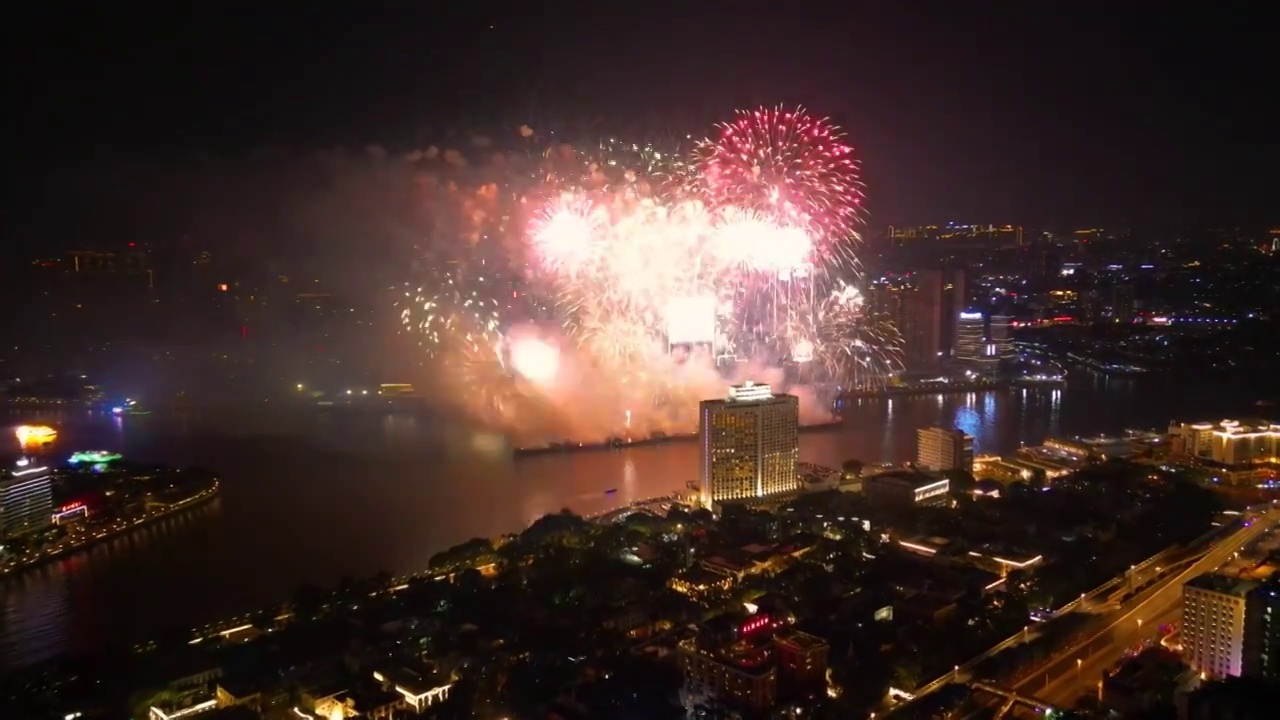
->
[698,382,799,510]
[1169,420,1280,483]
[370,668,452,714]
[862,471,950,509]
[916,427,974,472]
[149,700,216,720]
[888,224,1024,247]
[954,311,989,368]
[1,459,53,538]
[1183,573,1257,679]
[954,312,1013,369]
[988,314,1015,359]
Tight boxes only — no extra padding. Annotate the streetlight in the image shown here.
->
[1076,658,1083,679]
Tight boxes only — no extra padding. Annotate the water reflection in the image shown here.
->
[0,371,1275,668]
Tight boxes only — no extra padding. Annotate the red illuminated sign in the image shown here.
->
[740,614,772,636]
[60,501,84,513]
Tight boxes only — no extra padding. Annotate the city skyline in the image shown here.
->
[4,5,1280,719]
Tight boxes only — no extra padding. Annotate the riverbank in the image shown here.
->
[0,480,220,578]
[512,419,845,456]
[840,377,1065,399]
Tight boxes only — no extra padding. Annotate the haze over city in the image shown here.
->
[2,4,1279,720]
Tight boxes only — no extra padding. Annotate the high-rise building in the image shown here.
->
[954,311,988,368]
[916,427,974,472]
[1244,578,1280,680]
[1,459,53,539]
[867,282,932,370]
[866,270,965,371]
[1182,573,1257,679]
[1111,284,1136,323]
[988,315,1015,360]
[954,311,1012,370]
[920,268,966,362]
[699,382,799,511]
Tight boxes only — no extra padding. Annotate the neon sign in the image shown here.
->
[53,501,89,523]
[958,312,983,320]
[740,614,773,636]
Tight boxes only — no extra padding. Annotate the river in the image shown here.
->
[1,370,1275,669]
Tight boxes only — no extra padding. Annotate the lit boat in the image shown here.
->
[111,399,151,416]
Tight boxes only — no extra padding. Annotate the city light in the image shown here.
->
[14,424,57,449]
[68,451,123,464]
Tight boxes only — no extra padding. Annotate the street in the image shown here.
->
[1013,508,1279,706]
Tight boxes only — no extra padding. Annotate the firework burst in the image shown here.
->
[396,268,502,357]
[396,110,897,442]
[807,281,904,389]
[695,106,864,272]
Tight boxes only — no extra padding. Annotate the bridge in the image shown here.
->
[969,681,1058,717]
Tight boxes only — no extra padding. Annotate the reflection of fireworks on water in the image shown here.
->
[396,108,899,441]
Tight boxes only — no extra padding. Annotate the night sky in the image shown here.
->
[5,1,1275,229]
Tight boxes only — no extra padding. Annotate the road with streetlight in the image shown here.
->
[896,510,1251,709]
[1012,507,1280,706]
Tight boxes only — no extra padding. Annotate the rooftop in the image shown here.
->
[373,666,449,697]
[773,628,828,652]
[682,633,776,676]
[1105,647,1184,690]
[1181,418,1280,434]
[1186,572,1259,598]
[673,565,732,589]
[727,381,773,402]
[864,470,944,490]
[3,457,51,479]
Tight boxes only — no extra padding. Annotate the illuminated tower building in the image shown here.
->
[954,311,988,368]
[988,315,1015,360]
[955,312,1011,370]
[1,458,53,540]
[1183,573,1257,679]
[699,382,799,511]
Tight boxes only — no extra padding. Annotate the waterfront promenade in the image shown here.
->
[0,480,220,577]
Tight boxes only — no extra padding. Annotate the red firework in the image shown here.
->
[696,106,863,246]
